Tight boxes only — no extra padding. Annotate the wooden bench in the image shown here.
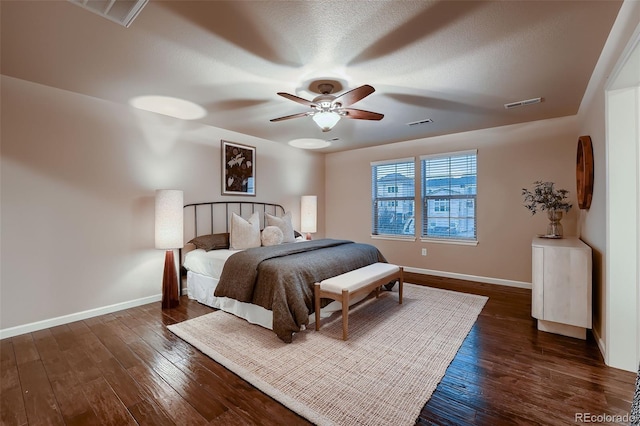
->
[314,262,403,340]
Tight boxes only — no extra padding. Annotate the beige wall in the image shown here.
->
[577,81,608,350]
[326,116,579,285]
[575,0,640,363]
[0,76,324,334]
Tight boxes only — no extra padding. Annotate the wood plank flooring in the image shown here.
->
[1,275,636,425]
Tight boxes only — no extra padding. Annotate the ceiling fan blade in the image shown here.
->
[341,108,384,120]
[334,84,375,106]
[270,112,310,122]
[277,92,316,107]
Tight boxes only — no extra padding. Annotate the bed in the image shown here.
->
[180,201,388,342]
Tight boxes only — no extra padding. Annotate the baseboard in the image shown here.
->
[0,294,162,340]
[1,270,527,340]
[403,266,532,289]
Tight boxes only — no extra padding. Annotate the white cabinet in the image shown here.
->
[532,237,592,339]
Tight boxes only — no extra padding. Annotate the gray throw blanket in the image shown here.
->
[214,239,386,342]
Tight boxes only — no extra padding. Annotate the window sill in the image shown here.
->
[370,235,417,242]
[420,237,478,246]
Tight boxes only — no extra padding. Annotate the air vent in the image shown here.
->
[406,118,434,127]
[504,97,543,109]
[68,0,148,27]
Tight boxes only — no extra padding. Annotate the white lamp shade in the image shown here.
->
[300,195,317,234]
[312,112,340,131]
[155,189,183,249]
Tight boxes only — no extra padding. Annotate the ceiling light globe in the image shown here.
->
[312,112,340,132]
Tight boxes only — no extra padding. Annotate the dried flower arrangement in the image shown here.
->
[522,181,572,214]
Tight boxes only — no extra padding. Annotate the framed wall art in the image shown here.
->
[222,140,256,196]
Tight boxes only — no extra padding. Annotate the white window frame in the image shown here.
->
[420,150,478,244]
[371,157,416,240]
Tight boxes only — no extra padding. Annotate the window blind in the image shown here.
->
[420,151,477,240]
[371,158,415,236]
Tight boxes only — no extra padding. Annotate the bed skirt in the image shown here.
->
[186,270,368,330]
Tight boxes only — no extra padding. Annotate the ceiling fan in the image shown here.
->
[270,83,384,132]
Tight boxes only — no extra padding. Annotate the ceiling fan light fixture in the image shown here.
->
[271,84,381,130]
[312,111,341,132]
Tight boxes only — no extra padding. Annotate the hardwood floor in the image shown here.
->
[1,275,636,425]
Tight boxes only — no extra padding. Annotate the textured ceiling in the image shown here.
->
[1,0,623,152]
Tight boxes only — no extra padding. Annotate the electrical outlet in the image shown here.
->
[421,248,427,256]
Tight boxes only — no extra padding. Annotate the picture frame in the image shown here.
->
[222,140,256,196]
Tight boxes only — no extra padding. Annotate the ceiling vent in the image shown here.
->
[406,118,434,127]
[504,97,543,109]
[68,0,149,28]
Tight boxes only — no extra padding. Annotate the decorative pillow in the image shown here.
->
[265,211,295,243]
[261,226,284,246]
[230,212,261,250]
[188,233,230,251]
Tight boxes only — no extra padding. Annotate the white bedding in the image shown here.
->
[187,270,274,329]
[183,246,366,330]
[183,248,240,279]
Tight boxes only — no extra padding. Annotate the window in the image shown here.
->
[421,150,477,240]
[434,199,449,212]
[371,158,415,236]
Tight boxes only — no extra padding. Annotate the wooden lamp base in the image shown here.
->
[161,250,179,309]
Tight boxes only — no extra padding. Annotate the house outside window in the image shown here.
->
[371,158,415,236]
[421,150,477,240]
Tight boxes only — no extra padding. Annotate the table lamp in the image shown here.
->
[301,195,317,240]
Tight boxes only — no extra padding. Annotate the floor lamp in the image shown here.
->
[301,195,317,240]
[155,189,183,309]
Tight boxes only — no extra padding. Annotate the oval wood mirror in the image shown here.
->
[576,135,594,209]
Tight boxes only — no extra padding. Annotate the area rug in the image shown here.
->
[168,284,487,426]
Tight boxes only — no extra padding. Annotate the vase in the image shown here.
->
[546,209,563,237]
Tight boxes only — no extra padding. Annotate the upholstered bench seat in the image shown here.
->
[314,262,403,340]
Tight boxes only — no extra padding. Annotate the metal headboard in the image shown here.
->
[183,201,286,241]
[179,201,286,292]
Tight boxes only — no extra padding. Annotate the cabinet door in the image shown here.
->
[532,246,544,319]
[542,247,590,328]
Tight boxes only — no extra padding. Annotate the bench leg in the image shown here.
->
[399,267,404,304]
[342,289,349,340]
[314,283,321,331]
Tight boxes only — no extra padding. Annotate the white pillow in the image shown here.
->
[261,226,284,246]
[230,212,261,250]
[265,211,295,243]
